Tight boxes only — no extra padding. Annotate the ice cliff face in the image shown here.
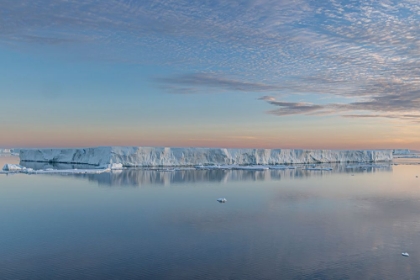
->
[393,149,411,155]
[19,147,393,167]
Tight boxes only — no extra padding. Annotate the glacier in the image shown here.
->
[19,146,393,167]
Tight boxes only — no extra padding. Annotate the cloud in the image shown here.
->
[261,92,420,122]
[258,96,276,102]
[264,100,327,116]
[2,0,420,121]
[156,73,282,93]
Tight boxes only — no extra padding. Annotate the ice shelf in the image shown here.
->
[19,146,393,167]
[393,149,411,155]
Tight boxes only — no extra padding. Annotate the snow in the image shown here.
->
[19,147,394,167]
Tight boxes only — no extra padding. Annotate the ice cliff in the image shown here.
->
[19,147,393,167]
[393,149,411,155]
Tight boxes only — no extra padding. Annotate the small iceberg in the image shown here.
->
[402,252,409,257]
[217,198,227,203]
[2,164,26,172]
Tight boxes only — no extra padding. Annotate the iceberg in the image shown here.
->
[393,149,411,155]
[2,164,27,171]
[19,146,394,167]
[392,149,420,159]
[0,149,11,154]
[0,148,20,156]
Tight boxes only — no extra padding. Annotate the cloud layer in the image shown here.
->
[2,0,420,121]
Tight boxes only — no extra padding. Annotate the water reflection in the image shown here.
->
[28,163,392,187]
[2,161,419,280]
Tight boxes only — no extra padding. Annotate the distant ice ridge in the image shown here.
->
[393,149,420,158]
[0,149,11,154]
[0,148,20,156]
[393,149,411,155]
[19,147,393,167]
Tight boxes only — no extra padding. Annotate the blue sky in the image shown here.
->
[1,0,420,149]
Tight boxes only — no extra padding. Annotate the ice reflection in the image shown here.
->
[21,161,98,170]
[26,163,392,187]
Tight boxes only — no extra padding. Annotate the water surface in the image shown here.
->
[1,157,420,279]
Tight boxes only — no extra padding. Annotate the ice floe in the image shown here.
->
[2,163,112,175]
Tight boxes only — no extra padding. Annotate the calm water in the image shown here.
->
[1,156,420,279]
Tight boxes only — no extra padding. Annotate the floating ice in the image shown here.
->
[19,146,394,167]
[402,252,409,257]
[2,163,111,175]
[0,149,11,154]
[304,167,333,171]
[234,165,269,170]
[2,164,25,171]
[217,198,227,203]
[0,148,19,156]
[29,168,110,174]
[268,165,296,170]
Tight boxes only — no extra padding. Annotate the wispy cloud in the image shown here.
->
[260,99,327,116]
[260,93,420,123]
[157,73,282,93]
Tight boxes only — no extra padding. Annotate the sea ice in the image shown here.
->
[2,163,111,175]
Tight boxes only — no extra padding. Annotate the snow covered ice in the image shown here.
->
[19,146,394,167]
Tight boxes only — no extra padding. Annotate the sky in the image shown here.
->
[1,0,420,150]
